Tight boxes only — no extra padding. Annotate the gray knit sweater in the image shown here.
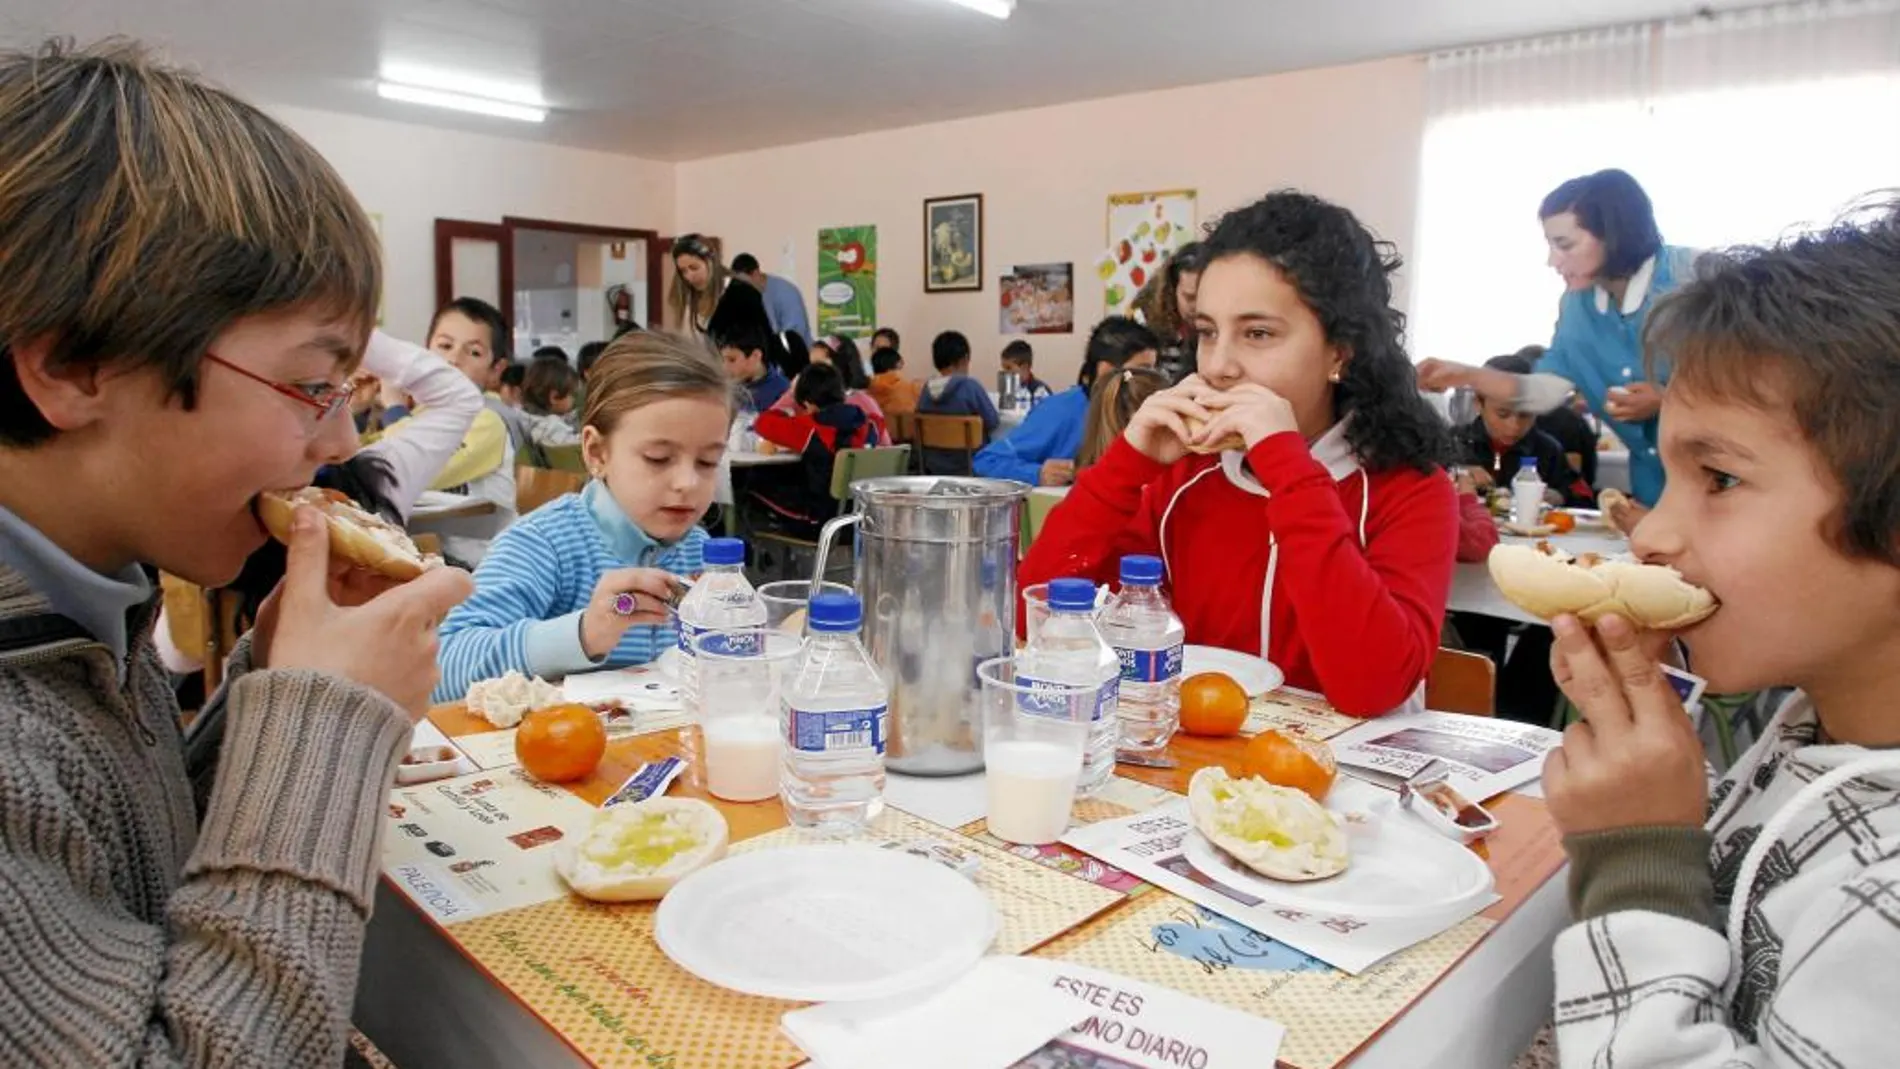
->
[0,564,410,1066]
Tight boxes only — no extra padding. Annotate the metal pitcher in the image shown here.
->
[995,369,1023,411]
[811,477,1027,775]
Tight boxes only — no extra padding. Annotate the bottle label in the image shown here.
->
[677,622,762,658]
[788,705,888,755]
[1015,675,1120,723]
[1115,642,1184,684]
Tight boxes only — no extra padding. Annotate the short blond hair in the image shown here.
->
[582,331,737,434]
[0,39,382,446]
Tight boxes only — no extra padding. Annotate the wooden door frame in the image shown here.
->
[502,216,661,332]
[433,218,505,315]
[434,216,666,333]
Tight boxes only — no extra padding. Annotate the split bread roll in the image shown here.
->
[556,798,729,902]
[1188,767,1349,882]
[1487,542,1716,630]
[1180,414,1246,455]
[257,487,437,581]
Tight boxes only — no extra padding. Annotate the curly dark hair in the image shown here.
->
[1200,190,1453,475]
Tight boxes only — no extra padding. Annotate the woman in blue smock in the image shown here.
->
[1420,169,1693,506]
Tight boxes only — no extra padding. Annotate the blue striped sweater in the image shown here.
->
[434,480,708,701]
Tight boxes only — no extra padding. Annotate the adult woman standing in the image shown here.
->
[665,233,729,342]
[1130,241,1206,380]
[1418,169,1694,506]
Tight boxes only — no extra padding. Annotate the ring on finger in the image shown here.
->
[611,592,639,617]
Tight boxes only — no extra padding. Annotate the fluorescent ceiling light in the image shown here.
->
[943,0,1014,18]
[377,81,547,122]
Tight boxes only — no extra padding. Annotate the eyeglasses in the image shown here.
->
[202,351,352,427]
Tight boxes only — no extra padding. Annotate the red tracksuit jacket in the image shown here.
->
[1020,428,1458,717]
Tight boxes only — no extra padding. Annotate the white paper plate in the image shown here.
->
[654,844,999,1002]
[1182,646,1284,697]
[1182,813,1493,921]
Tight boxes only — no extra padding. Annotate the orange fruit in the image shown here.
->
[1179,672,1249,737]
[515,703,607,783]
[1547,510,1577,534]
[1240,729,1337,802]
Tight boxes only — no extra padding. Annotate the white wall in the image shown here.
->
[266,103,675,343]
[678,57,1428,386]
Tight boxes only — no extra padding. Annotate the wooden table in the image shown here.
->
[356,706,1568,1069]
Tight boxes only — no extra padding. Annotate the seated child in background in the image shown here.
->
[915,330,1000,473]
[775,335,890,444]
[976,316,1160,487]
[1021,190,1459,717]
[1546,209,1900,1068]
[435,332,727,700]
[1074,366,1170,470]
[1000,339,1054,404]
[871,326,901,352]
[1457,388,1594,508]
[497,361,528,408]
[749,363,879,536]
[868,346,922,417]
[1451,467,1500,564]
[417,296,523,561]
[1490,347,1599,488]
[517,354,581,462]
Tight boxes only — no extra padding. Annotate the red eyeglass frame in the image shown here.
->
[202,351,353,423]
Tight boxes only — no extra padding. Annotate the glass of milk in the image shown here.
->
[693,628,802,803]
[754,580,853,636]
[976,655,1093,845]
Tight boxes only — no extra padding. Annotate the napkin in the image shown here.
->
[561,666,682,711]
[781,956,1084,1069]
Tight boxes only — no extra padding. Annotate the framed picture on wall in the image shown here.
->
[923,193,983,293]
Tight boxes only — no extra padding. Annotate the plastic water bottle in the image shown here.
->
[1020,578,1120,796]
[1510,456,1546,527]
[1098,556,1186,756]
[675,537,766,714]
[781,593,889,833]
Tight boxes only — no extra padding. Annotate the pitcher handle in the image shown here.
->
[809,511,863,600]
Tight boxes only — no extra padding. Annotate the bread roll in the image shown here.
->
[1487,542,1716,630]
[257,487,435,581]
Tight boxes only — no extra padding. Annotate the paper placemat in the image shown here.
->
[1035,891,1492,1069]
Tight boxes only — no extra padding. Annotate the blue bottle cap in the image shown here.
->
[1047,578,1097,613]
[808,593,863,632]
[1120,555,1163,585]
[704,538,745,565]
[1519,457,1538,471]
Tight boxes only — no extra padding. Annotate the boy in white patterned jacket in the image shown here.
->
[1540,207,1900,1068]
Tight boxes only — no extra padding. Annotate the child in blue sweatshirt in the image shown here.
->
[435,332,732,700]
[915,330,999,474]
[974,316,1160,486]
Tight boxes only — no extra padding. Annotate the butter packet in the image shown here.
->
[603,757,684,808]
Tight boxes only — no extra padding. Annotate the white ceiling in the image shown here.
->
[4,0,1762,161]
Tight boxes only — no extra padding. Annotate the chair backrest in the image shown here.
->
[888,411,917,445]
[516,466,586,515]
[830,446,912,500]
[1425,647,1497,717]
[1021,489,1064,551]
[915,415,984,450]
[541,443,587,474]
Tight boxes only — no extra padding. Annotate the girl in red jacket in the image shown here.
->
[1021,191,1459,717]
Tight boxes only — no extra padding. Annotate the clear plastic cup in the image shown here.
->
[976,655,1093,845]
[755,580,853,636]
[693,628,802,803]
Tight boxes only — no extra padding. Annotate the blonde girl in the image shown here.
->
[1075,366,1170,469]
[436,332,736,699]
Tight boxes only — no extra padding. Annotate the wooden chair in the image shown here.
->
[159,573,243,700]
[913,415,985,476]
[541,443,587,474]
[515,466,586,515]
[887,412,918,472]
[753,446,912,580]
[1425,647,1496,717]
